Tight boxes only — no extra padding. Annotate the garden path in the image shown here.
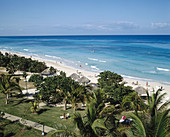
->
[3,113,55,133]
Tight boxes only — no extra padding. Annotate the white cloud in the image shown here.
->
[52,21,138,32]
[81,24,93,28]
[151,22,169,28]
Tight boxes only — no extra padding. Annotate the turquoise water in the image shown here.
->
[0,35,170,83]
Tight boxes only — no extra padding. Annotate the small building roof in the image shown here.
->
[41,68,50,75]
[69,73,80,81]
[78,76,90,84]
[134,86,147,96]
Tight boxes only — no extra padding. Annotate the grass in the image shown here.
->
[0,93,86,131]
[0,118,42,137]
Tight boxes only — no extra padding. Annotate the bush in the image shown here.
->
[29,74,43,87]
[98,71,123,88]
[0,52,47,73]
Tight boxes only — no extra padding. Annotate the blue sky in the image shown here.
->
[0,0,170,35]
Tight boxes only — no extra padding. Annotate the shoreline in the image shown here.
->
[1,50,170,105]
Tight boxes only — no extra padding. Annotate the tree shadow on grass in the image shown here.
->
[5,132,15,137]
[37,109,50,115]
[12,98,30,106]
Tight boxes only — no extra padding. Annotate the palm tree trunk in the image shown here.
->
[64,99,67,110]
[5,93,8,104]
[25,80,28,93]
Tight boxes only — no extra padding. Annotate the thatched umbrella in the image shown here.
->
[41,68,50,76]
[69,73,80,81]
[78,76,90,85]
[134,86,147,96]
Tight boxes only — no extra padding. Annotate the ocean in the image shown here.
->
[0,35,170,83]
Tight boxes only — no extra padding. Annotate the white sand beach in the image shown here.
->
[1,50,170,105]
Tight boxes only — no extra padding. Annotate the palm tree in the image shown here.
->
[127,109,170,137]
[6,62,17,74]
[126,90,170,137]
[72,90,105,136]
[72,90,125,137]
[146,89,170,117]
[69,85,89,111]
[56,73,81,110]
[73,103,125,137]
[72,103,99,137]
[0,74,21,104]
[122,92,146,115]
[22,71,28,95]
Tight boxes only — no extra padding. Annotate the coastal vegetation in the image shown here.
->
[0,53,169,137]
[0,52,47,73]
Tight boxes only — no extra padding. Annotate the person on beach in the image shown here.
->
[136,81,138,85]
[146,82,148,86]
[63,113,66,119]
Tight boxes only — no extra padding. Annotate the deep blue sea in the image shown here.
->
[0,35,170,83]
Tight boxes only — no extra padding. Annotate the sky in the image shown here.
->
[0,0,170,35]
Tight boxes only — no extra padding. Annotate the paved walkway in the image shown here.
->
[3,113,55,133]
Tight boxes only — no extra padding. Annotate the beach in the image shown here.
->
[1,50,170,106]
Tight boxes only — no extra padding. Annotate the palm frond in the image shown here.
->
[98,105,116,117]
[88,102,96,124]
[92,119,107,136]
[128,113,147,137]
[156,92,167,106]
[154,109,170,137]
[146,90,151,105]
[158,101,170,112]
[72,112,86,135]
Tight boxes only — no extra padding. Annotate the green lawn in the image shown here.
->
[0,93,86,131]
[0,118,42,137]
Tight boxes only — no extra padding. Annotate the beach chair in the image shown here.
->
[119,116,126,123]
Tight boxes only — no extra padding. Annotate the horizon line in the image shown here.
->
[0,34,170,37]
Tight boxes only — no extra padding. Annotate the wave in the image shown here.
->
[142,71,157,74]
[88,58,98,61]
[122,75,153,82]
[23,49,29,51]
[45,55,61,60]
[91,65,99,70]
[88,58,106,63]
[32,54,39,57]
[85,63,88,65]
[156,67,170,72]
[99,60,106,63]
[122,74,170,85]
